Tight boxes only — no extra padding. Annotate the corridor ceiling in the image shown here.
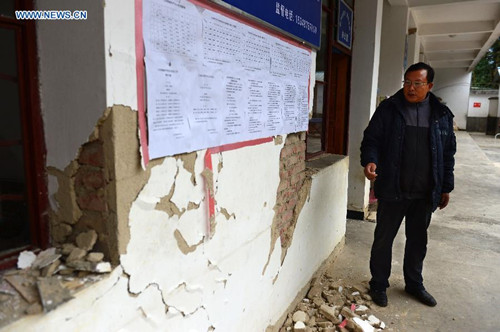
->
[388,0,500,71]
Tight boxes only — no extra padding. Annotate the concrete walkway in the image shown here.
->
[325,131,500,331]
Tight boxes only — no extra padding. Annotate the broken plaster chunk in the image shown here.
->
[61,243,77,256]
[355,305,369,314]
[341,306,360,319]
[4,275,39,304]
[293,321,306,331]
[57,267,75,275]
[41,259,61,278]
[367,315,381,327]
[25,302,43,315]
[37,277,73,312]
[319,304,341,324]
[353,317,375,332]
[17,250,37,269]
[32,248,61,269]
[66,248,87,263]
[66,260,111,273]
[292,310,309,323]
[95,262,111,273]
[86,252,104,263]
[307,285,322,299]
[76,230,98,251]
[52,223,73,243]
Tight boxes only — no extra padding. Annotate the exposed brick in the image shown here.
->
[292,143,306,154]
[282,189,296,201]
[286,198,298,210]
[285,155,299,168]
[277,180,289,193]
[79,141,104,167]
[291,171,305,186]
[281,145,295,158]
[275,203,287,214]
[75,168,105,190]
[281,210,294,226]
[285,134,301,144]
[77,190,107,212]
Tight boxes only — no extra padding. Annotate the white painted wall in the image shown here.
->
[104,0,137,109]
[6,147,348,331]
[432,68,471,129]
[467,93,495,118]
[348,0,384,215]
[36,0,106,170]
[377,1,409,97]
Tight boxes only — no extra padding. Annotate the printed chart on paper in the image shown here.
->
[143,0,312,159]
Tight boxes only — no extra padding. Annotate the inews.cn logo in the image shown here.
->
[15,10,87,20]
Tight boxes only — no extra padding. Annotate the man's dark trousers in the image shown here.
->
[369,198,433,291]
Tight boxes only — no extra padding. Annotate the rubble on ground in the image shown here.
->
[0,234,112,327]
[279,273,387,332]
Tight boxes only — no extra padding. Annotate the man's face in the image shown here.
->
[403,69,433,103]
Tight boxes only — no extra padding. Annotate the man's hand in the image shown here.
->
[364,163,378,180]
[439,193,450,209]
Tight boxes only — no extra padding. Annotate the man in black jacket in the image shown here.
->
[360,62,456,307]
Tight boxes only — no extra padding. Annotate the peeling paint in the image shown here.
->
[219,207,235,220]
[274,135,283,145]
[187,202,200,210]
[174,229,203,255]
[176,152,197,186]
[155,168,186,218]
[217,154,223,173]
[201,168,215,197]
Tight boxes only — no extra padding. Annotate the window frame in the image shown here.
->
[0,0,48,269]
[306,0,353,159]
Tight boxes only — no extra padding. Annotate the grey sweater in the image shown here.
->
[400,95,432,199]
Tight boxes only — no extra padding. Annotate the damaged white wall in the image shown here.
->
[6,142,348,331]
[3,1,350,331]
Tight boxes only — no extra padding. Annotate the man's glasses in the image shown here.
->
[403,80,428,88]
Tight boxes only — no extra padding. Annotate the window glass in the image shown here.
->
[307,9,329,155]
[0,27,18,78]
[0,79,22,141]
[0,1,15,18]
[0,145,30,252]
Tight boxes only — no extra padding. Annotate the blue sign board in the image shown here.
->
[337,0,353,50]
[214,0,322,49]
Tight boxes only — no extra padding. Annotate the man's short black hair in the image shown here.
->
[405,62,435,83]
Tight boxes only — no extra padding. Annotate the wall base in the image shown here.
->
[466,117,487,133]
[265,236,346,332]
[347,210,365,220]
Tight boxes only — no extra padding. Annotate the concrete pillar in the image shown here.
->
[406,32,420,68]
[347,0,384,218]
[377,1,409,97]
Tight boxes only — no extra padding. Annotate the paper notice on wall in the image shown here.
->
[143,0,312,159]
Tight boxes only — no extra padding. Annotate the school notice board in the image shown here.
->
[143,0,312,159]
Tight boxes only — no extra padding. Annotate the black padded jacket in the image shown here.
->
[360,89,456,211]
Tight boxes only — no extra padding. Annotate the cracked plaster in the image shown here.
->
[120,140,288,330]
